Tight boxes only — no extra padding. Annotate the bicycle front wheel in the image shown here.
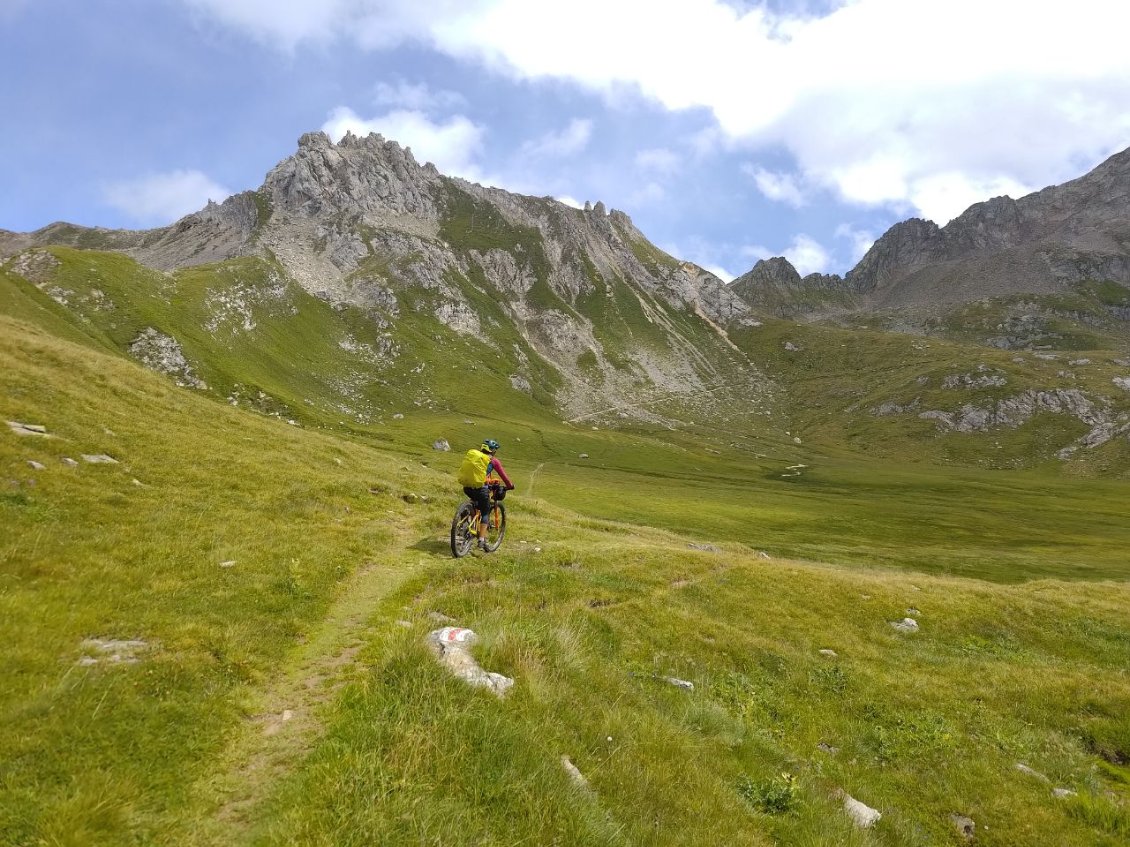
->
[483,502,506,552]
[450,501,476,558]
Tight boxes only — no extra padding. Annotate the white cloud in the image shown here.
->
[743,165,805,206]
[181,0,354,48]
[701,263,736,283]
[184,0,1130,225]
[661,237,737,282]
[635,148,680,174]
[103,170,231,225]
[740,234,830,276]
[782,234,830,276]
[628,182,666,208]
[321,106,486,180]
[834,223,876,264]
[555,195,584,209]
[520,118,593,158]
[372,80,466,111]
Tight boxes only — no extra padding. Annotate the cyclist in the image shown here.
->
[456,439,514,551]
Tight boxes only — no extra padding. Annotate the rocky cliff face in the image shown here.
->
[730,257,857,318]
[728,145,1130,318]
[845,145,1130,307]
[2,131,765,422]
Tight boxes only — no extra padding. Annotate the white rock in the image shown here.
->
[663,676,695,691]
[1052,787,1076,799]
[27,460,46,470]
[7,421,48,436]
[1015,762,1050,782]
[819,649,838,658]
[840,793,881,828]
[81,454,119,464]
[891,617,919,633]
[61,457,79,467]
[426,628,513,697]
[561,756,592,790]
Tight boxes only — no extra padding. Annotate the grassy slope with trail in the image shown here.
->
[2,253,1130,843]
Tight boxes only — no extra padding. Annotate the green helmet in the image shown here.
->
[481,439,500,454]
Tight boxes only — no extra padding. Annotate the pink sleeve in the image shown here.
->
[490,458,514,488]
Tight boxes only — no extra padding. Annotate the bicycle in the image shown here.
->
[450,479,507,558]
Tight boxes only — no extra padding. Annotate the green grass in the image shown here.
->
[3,245,1130,845]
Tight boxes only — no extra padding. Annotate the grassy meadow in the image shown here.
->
[2,252,1130,845]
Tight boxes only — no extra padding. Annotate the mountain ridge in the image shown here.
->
[734,143,1130,315]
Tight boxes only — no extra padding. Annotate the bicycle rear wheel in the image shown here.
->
[483,502,506,552]
[450,501,476,558]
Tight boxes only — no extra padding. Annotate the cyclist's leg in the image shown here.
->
[464,486,492,547]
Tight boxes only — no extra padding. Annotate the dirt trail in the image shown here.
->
[527,462,545,497]
[180,517,430,845]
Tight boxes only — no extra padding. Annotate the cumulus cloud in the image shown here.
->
[743,165,805,206]
[740,233,831,276]
[628,181,667,208]
[635,148,681,174]
[662,237,737,282]
[782,234,831,276]
[701,263,736,283]
[183,0,1130,224]
[834,223,876,264]
[103,169,231,225]
[321,106,485,180]
[372,80,466,111]
[520,118,593,158]
[180,0,354,48]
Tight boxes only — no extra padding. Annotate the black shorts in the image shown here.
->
[463,485,491,520]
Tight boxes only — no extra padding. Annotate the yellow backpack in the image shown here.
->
[456,448,491,487]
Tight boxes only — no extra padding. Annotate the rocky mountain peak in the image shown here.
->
[264,130,443,222]
[734,257,803,290]
[841,144,1130,305]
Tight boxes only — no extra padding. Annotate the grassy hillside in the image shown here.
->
[727,317,1130,474]
[4,278,1130,844]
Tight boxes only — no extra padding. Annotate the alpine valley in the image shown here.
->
[2,133,1128,846]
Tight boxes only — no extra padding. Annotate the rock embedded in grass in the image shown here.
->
[79,638,149,665]
[1015,762,1050,782]
[818,649,838,658]
[891,617,919,633]
[81,454,119,464]
[27,460,45,470]
[950,813,976,841]
[7,421,49,436]
[561,756,592,791]
[426,627,514,698]
[839,792,881,828]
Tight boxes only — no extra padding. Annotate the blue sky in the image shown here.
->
[3,0,1130,279]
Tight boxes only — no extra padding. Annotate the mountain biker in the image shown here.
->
[456,439,514,551]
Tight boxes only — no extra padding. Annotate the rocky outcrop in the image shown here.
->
[845,146,1130,306]
[730,257,855,318]
[918,388,1130,458]
[1,130,769,424]
[128,328,207,389]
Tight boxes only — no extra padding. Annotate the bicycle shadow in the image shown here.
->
[410,535,452,556]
